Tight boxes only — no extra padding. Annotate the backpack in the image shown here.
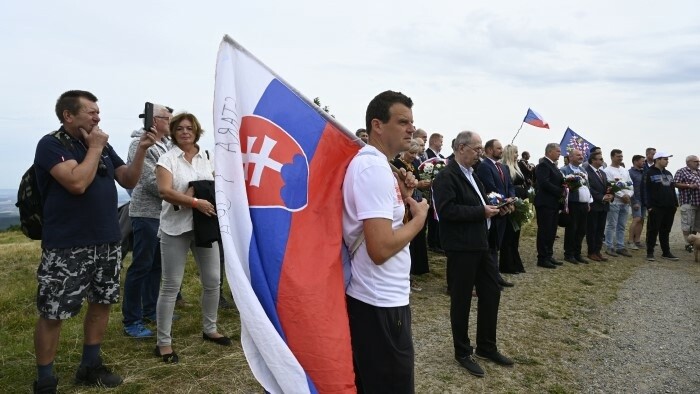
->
[15,130,74,240]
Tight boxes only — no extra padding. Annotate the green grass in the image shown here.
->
[0,223,664,393]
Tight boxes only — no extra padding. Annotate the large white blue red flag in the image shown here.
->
[213,36,359,393]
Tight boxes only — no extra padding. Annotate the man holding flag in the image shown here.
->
[343,90,429,393]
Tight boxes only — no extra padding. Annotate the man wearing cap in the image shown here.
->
[644,151,679,261]
[673,155,700,252]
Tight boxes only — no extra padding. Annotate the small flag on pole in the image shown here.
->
[523,108,550,129]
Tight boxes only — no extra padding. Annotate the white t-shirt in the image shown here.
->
[342,145,410,307]
[604,165,634,203]
[156,146,214,236]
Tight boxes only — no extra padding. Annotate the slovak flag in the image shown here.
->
[213,36,359,393]
[523,108,550,129]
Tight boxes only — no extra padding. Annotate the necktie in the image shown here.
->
[495,162,505,182]
[596,169,604,183]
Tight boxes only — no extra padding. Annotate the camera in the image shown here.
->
[138,102,155,132]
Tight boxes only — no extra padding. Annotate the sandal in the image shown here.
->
[154,346,179,363]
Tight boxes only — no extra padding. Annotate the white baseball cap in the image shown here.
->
[653,151,673,160]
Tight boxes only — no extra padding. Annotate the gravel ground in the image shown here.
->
[579,219,700,394]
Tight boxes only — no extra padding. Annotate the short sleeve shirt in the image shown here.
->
[674,167,700,206]
[34,128,125,249]
[342,145,409,307]
[157,146,214,236]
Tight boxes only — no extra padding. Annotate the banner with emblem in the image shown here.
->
[213,35,359,393]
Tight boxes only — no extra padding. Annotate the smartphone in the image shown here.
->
[495,200,512,209]
[139,102,154,131]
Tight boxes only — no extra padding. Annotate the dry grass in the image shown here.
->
[0,222,646,393]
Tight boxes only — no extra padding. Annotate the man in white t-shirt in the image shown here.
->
[343,90,429,393]
[603,149,634,257]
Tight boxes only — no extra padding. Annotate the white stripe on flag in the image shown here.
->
[213,36,311,394]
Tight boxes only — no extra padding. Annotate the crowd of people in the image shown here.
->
[31,91,231,393]
[30,89,699,393]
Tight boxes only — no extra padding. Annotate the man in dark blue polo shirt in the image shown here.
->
[32,90,155,392]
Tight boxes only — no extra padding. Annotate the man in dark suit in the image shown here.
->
[476,139,515,287]
[585,151,613,261]
[433,131,513,378]
[534,143,564,268]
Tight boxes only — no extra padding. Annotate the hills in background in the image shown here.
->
[0,188,131,230]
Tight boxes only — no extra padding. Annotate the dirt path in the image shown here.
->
[579,213,700,393]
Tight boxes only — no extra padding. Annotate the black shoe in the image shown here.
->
[685,244,694,253]
[474,350,515,366]
[537,261,556,269]
[203,332,233,346]
[498,279,515,288]
[550,258,563,266]
[33,375,58,394]
[455,355,484,377]
[564,256,578,264]
[154,346,179,363]
[646,254,655,261]
[74,360,123,388]
[661,253,679,261]
[574,256,589,264]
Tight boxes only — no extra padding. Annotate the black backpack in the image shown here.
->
[15,130,74,240]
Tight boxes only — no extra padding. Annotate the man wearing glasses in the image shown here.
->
[32,90,156,391]
[433,131,513,378]
[644,152,680,261]
[673,155,700,252]
[122,104,173,338]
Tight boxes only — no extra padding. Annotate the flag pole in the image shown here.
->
[511,121,524,144]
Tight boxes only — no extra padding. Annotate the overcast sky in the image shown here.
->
[1,1,698,190]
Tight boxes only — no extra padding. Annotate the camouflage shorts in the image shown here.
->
[36,242,121,320]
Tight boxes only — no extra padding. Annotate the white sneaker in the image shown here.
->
[627,242,639,250]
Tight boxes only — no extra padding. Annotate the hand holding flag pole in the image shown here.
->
[511,108,550,144]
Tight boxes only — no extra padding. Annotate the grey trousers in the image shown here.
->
[157,231,220,346]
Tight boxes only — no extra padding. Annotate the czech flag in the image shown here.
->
[560,127,596,160]
[213,35,359,393]
[523,108,550,129]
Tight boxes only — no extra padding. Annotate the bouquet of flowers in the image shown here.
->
[510,197,534,232]
[418,158,446,181]
[486,191,505,206]
[563,173,585,191]
[607,178,633,194]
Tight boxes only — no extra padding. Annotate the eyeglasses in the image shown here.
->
[460,143,483,153]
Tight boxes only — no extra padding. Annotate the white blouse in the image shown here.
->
[156,146,214,236]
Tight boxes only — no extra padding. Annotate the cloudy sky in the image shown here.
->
[1,1,698,190]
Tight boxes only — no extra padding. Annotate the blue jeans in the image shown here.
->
[604,203,629,250]
[122,217,161,326]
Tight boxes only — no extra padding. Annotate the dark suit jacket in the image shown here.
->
[426,148,444,160]
[534,158,564,209]
[586,165,610,212]
[476,158,515,199]
[432,160,489,252]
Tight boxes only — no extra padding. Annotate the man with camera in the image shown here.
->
[122,103,173,338]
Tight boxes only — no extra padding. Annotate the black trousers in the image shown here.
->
[427,207,441,249]
[536,205,559,262]
[500,219,524,273]
[564,202,588,258]
[347,296,414,394]
[446,250,501,358]
[586,210,607,255]
[646,207,677,255]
